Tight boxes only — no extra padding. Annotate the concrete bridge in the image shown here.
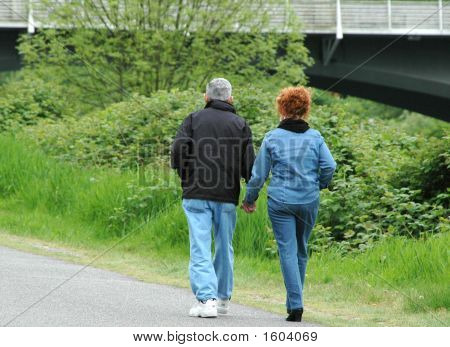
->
[1,0,449,120]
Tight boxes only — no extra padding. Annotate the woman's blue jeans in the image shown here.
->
[182,199,236,302]
[268,197,319,310]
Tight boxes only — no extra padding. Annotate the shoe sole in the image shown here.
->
[200,312,218,318]
[217,308,229,315]
[189,310,218,318]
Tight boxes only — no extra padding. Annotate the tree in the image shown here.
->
[19,0,311,106]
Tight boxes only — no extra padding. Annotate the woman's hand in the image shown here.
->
[241,201,256,214]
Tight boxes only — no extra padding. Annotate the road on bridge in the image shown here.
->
[0,246,316,327]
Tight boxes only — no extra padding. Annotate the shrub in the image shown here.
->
[22,87,280,167]
[22,90,203,168]
[0,73,77,132]
[392,136,450,205]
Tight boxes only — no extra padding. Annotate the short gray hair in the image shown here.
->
[206,78,232,101]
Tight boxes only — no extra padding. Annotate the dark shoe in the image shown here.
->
[286,308,303,322]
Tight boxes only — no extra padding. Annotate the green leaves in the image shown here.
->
[19,0,311,105]
[0,74,76,132]
[21,91,203,168]
[391,136,450,204]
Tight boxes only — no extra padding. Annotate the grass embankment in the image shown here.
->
[0,136,448,326]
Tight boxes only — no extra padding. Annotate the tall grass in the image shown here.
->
[309,233,449,311]
[0,135,177,237]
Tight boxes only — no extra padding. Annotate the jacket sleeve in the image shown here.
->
[244,135,271,204]
[171,115,192,178]
[318,138,337,190]
[241,122,255,183]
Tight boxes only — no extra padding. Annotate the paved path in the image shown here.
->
[0,246,316,327]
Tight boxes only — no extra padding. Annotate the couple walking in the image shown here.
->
[171,78,336,322]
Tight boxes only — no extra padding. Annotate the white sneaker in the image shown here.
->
[189,299,218,318]
[217,299,230,314]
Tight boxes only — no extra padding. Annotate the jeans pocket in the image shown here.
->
[182,199,206,213]
[267,197,280,211]
[221,202,236,213]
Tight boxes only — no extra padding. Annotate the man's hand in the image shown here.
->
[241,201,256,214]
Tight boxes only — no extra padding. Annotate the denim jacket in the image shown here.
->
[244,128,336,205]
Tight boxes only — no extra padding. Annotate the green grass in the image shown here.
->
[0,135,178,235]
[310,234,449,312]
[0,134,448,326]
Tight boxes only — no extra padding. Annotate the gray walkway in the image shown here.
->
[0,246,316,327]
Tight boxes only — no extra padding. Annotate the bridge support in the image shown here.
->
[27,0,35,34]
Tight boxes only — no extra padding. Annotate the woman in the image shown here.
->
[242,87,336,322]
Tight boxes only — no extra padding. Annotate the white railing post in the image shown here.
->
[284,0,290,32]
[438,0,443,32]
[387,0,392,31]
[336,0,343,39]
[28,0,35,33]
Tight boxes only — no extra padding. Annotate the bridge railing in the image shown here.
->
[0,0,449,35]
[291,0,338,33]
[292,0,450,35]
[0,0,27,27]
[340,0,449,34]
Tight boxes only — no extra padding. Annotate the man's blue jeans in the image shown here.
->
[268,197,319,310]
[182,199,236,301]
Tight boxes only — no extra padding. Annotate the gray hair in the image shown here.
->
[206,78,232,101]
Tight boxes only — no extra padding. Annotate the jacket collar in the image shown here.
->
[278,118,310,133]
[205,99,236,113]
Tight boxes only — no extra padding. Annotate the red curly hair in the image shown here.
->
[276,86,311,120]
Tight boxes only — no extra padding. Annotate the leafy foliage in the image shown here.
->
[392,136,450,205]
[0,73,76,132]
[19,0,311,106]
[22,87,279,167]
[22,91,202,168]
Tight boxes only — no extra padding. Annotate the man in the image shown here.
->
[171,78,255,318]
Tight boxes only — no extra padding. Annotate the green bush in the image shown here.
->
[392,136,450,205]
[22,87,281,168]
[0,73,76,132]
[311,103,449,251]
[22,90,203,168]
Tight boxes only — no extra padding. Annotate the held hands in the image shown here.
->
[241,201,256,214]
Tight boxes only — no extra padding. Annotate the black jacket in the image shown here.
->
[171,99,255,205]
